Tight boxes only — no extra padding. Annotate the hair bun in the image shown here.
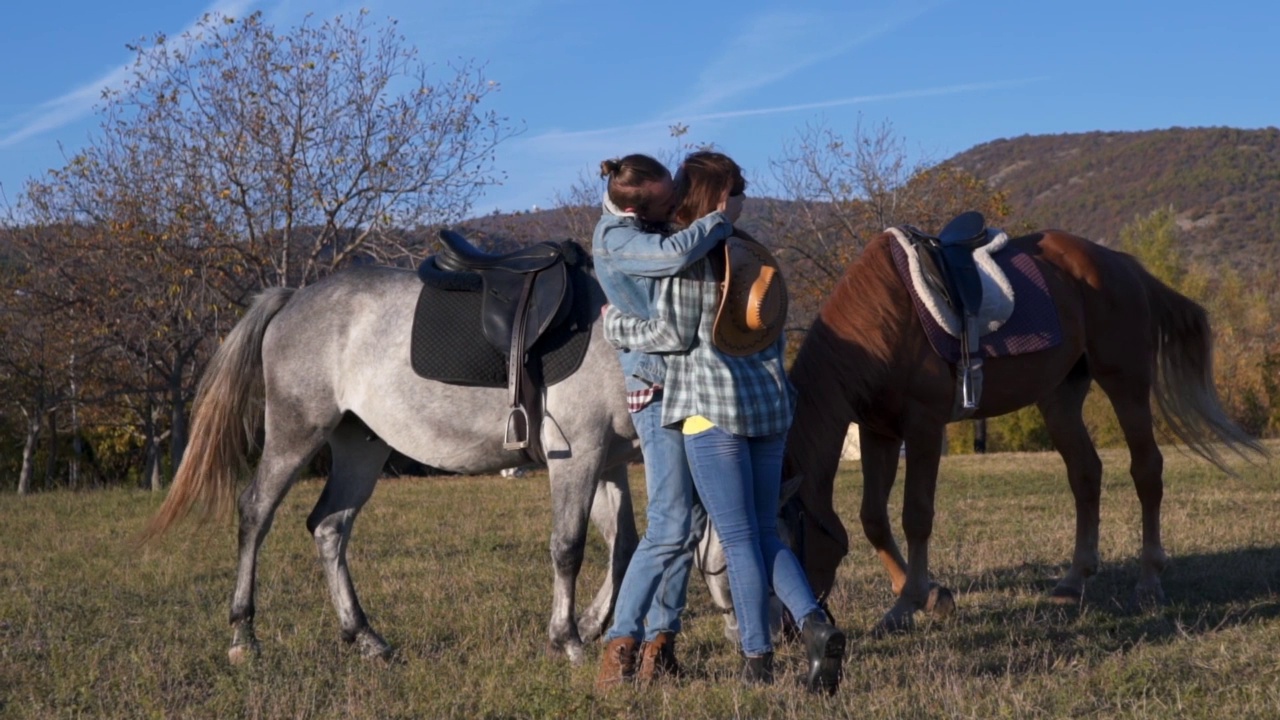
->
[599,159,621,178]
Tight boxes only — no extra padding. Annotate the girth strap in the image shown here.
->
[505,272,543,460]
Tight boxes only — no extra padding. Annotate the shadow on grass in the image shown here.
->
[974,544,1279,613]
[892,545,1280,676]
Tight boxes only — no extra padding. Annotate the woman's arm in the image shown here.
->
[603,304,682,352]
[603,268,704,353]
[598,212,731,277]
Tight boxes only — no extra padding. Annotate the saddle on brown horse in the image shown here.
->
[899,211,991,416]
[420,229,579,458]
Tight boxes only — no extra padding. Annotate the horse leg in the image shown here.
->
[858,428,908,597]
[544,451,605,664]
[575,461,637,644]
[306,416,393,660]
[1094,374,1168,608]
[862,426,949,633]
[882,421,948,633]
[1036,369,1103,604]
[228,417,329,665]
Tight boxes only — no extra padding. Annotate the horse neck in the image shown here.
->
[785,236,907,495]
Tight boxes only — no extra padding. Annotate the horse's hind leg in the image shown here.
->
[229,417,329,665]
[1036,368,1103,604]
[544,450,609,664]
[576,461,637,644]
[307,416,393,659]
[1094,373,1168,607]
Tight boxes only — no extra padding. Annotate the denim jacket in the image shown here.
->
[592,199,732,392]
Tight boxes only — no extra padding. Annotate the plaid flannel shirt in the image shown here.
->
[603,257,795,437]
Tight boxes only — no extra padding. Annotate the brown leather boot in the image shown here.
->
[636,631,680,686]
[594,637,639,693]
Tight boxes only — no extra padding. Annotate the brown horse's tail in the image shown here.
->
[142,288,295,541]
[1143,272,1267,471]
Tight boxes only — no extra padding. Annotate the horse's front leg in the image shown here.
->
[883,421,952,633]
[576,461,637,643]
[859,427,907,599]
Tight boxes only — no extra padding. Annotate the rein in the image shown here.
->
[693,519,733,615]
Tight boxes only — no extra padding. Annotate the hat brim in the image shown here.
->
[713,236,788,357]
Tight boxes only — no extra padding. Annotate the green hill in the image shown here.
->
[944,126,1280,272]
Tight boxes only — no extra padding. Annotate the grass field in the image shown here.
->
[2,442,1279,719]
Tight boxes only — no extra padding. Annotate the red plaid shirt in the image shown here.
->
[626,385,662,413]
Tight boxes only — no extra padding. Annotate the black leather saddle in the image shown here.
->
[901,211,990,325]
[419,229,579,457]
[434,229,573,357]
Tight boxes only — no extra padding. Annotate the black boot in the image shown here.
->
[740,652,774,686]
[801,611,846,695]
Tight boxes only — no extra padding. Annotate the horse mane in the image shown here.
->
[794,234,915,427]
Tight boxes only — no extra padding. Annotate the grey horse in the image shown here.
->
[146,264,643,665]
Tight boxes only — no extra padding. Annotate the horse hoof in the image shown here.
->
[565,641,586,665]
[1048,585,1084,606]
[352,628,394,661]
[228,642,259,666]
[545,639,586,665]
[577,618,604,643]
[925,585,956,617]
[874,606,915,636]
[1132,584,1168,611]
[228,621,260,665]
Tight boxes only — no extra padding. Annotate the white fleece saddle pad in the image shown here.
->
[886,226,1014,338]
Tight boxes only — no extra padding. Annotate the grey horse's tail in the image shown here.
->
[1143,269,1267,471]
[143,288,295,540]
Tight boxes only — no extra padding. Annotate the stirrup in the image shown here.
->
[504,405,530,450]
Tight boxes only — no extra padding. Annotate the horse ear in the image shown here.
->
[780,473,804,503]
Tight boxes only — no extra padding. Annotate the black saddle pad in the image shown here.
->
[410,263,593,388]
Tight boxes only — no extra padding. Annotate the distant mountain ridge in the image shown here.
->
[943,126,1280,271]
[460,126,1280,275]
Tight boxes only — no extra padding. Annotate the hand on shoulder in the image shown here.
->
[717,187,744,223]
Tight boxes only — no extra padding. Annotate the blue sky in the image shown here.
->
[1,0,1276,215]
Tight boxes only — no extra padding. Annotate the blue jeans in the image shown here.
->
[685,426,820,656]
[605,397,707,642]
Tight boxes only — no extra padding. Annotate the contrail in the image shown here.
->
[531,78,1044,143]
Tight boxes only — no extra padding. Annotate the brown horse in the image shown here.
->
[782,227,1264,632]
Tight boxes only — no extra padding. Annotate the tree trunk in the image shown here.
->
[168,362,188,478]
[146,402,165,491]
[44,409,58,490]
[17,409,39,495]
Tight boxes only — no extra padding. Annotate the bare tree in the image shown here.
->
[763,117,1011,329]
[17,9,517,484]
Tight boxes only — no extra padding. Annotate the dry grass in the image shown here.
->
[2,441,1278,719]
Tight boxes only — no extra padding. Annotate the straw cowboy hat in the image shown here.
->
[713,235,788,357]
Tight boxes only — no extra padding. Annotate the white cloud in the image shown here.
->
[0,0,260,149]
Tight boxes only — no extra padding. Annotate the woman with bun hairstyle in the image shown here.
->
[602,151,846,693]
[592,154,739,691]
